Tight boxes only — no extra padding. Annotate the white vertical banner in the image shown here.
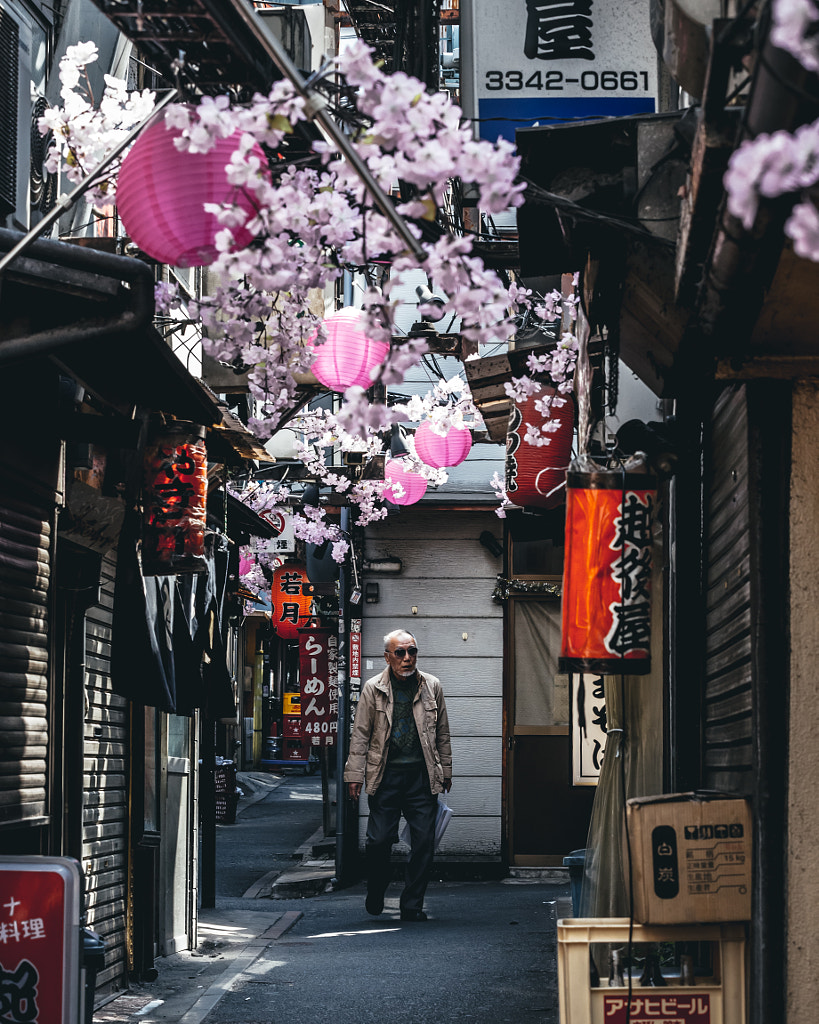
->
[570,672,607,786]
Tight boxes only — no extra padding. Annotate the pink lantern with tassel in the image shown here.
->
[309,308,390,392]
[414,420,472,468]
[384,459,428,506]
[116,117,268,267]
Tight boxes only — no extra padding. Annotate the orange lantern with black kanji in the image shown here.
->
[505,389,574,510]
[271,565,314,639]
[142,421,208,575]
[559,463,656,675]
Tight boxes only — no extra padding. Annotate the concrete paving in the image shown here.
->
[96,770,570,1024]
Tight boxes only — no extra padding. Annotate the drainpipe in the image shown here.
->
[334,507,354,885]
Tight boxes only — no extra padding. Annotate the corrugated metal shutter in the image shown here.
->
[702,384,754,793]
[0,488,53,828]
[82,551,129,997]
[0,8,18,218]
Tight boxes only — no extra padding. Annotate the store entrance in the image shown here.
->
[507,596,595,865]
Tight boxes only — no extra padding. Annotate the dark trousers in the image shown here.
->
[365,765,437,912]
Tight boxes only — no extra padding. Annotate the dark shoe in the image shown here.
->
[400,909,428,922]
[365,892,384,916]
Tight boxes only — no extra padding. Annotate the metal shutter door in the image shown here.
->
[702,384,754,793]
[0,489,53,828]
[83,551,129,997]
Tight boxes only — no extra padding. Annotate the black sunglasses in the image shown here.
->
[391,646,418,658]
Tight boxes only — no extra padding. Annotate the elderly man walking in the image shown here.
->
[344,629,452,921]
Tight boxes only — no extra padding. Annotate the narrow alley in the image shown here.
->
[96,771,566,1024]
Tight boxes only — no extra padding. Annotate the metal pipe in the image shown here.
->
[0,88,180,279]
[227,0,428,264]
[335,506,351,884]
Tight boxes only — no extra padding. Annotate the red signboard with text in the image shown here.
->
[0,857,82,1024]
[271,565,314,640]
[603,994,711,1023]
[298,627,339,747]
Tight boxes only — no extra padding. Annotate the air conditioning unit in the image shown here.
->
[0,0,57,229]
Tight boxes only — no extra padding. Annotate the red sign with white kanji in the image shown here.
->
[0,858,82,1024]
[271,565,314,640]
[603,994,710,1023]
[298,628,339,747]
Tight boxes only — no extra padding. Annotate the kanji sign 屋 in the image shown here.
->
[271,565,314,640]
[298,628,339,747]
[0,857,82,1024]
[560,464,656,675]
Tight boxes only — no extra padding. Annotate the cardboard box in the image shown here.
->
[626,792,752,924]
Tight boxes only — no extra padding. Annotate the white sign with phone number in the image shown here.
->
[465,0,658,142]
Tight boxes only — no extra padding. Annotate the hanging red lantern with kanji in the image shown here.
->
[505,389,574,510]
[271,565,314,639]
[560,461,657,675]
[142,421,208,575]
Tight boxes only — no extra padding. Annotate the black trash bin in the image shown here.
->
[563,849,586,917]
[81,928,106,1024]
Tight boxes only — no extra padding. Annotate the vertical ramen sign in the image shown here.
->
[299,627,339,747]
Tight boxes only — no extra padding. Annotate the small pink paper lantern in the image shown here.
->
[384,458,428,506]
[414,420,472,468]
[310,308,390,392]
[116,117,267,267]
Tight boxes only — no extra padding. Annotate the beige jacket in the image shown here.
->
[343,667,452,795]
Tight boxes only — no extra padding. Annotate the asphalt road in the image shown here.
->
[216,773,326,902]
[208,773,564,1024]
[208,878,562,1024]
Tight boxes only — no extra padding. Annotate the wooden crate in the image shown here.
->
[557,918,746,1024]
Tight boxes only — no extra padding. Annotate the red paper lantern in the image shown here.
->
[384,458,428,506]
[414,420,472,468]
[116,117,267,267]
[309,308,390,392]
[505,390,574,509]
[142,421,208,575]
[271,565,314,640]
[559,465,657,675]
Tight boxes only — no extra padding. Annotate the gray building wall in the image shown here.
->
[359,508,504,858]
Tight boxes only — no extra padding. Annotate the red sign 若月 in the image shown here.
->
[0,857,82,1024]
[298,627,339,747]
[271,565,314,640]
[603,994,710,1023]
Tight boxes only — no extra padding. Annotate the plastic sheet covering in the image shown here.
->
[579,530,664,920]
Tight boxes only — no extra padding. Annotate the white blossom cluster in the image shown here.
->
[43,39,584,560]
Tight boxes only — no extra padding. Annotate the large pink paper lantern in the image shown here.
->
[414,420,472,468]
[384,458,428,506]
[310,308,390,392]
[116,117,267,267]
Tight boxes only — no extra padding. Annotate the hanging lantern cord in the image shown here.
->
[0,85,181,280]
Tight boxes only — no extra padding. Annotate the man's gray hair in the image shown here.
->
[383,628,416,651]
